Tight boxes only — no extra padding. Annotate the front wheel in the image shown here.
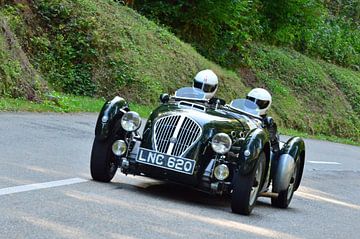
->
[231,152,266,215]
[271,157,300,208]
[90,137,118,182]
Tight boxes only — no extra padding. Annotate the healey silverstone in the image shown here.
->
[90,87,305,215]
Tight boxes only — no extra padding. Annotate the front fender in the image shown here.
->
[272,137,305,192]
[237,128,269,176]
[95,96,129,141]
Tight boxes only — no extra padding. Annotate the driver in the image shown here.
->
[193,69,218,100]
[246,88,280,155]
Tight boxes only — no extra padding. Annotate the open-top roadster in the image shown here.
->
[90,87,305,215]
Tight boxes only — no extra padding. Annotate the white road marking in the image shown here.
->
[307,161,341,165]
[0,178,88,196]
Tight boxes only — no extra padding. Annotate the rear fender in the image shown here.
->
[237,128,270,176]
[95,96,129,141]
[272,137,305,192]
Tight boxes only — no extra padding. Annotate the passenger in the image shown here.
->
[193,69,218,100]
[246,88,280,155]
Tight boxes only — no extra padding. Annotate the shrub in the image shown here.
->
[134,0,262,67]
[29,0,99,95]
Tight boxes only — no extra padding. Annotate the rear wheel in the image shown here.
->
[271,157,300,208]
[231,152,266,215]
[90,137,118,182]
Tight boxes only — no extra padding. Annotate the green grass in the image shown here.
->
[244,44,360,142]
[0,95,104,113]
[0,93,152,117]
[129,102,153,118]
[321,62,360,115]
[0,1,247,104]
[279,128,360,147]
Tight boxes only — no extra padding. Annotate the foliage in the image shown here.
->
[0,92,104,112]
[134,0,359,69]
[0,12,46,100]
[0,33,22,97]
[0,0,359,141]
[322,62,360,115]
[259,0,359,69]
[134,0,262,67]
[0,92,151,117]
[279,127,360,147]
[324,0,360,25]
[260,0,326,45]
[308,17,359,69]
[29,0,100,96]
[244,44,360,141]
[0,0,247,104]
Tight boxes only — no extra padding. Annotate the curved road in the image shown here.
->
[0,113,359,238]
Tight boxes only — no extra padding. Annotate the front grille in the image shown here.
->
[154,115,202,157]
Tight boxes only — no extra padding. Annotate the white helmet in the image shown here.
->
[246,88,272,116]
[193,69,218,99]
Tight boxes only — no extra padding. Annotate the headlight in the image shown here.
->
[214,164,230,181]
[112,140,127,156]
[121,111,141,132]
[211,133,232,154]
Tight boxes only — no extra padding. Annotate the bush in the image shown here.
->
[306,18,360,69]
[260,0,326,45]
[28,0,99,96]
[134,0,262,67]
[245,44,360,140]
[134,0,359,69]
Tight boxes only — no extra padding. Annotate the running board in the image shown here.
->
[259,192,279,198]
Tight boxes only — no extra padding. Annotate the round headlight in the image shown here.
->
[112,140,127,156]
[214,164,230,181]
[121,111,141,132]
[211,133,232,154]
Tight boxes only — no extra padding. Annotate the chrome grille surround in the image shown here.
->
[178,101,206,112]
[154,115,202,157]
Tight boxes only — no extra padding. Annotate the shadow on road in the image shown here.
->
[111,180,229,207]
[103,179,285,213]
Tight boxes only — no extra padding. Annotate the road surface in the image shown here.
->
[0,113,359,239]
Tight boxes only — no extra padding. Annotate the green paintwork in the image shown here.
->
[140,101,271,181]
[236,128,270,176]
[280,137,305,190]
[92,96,305,195]
[95,96,129,141]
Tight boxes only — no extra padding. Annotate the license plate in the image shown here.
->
[136,148,195,175]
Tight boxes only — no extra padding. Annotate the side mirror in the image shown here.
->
[159,93,170,103]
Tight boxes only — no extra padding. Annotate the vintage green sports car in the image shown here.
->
[90,87,305,215]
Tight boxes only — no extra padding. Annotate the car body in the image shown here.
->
[90,87,305,215]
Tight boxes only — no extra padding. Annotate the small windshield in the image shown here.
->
[228,99,261,117]
[174,87,206,100]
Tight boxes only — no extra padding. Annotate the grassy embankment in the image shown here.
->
[0,0,359,144]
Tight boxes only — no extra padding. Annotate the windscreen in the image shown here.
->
[174,87,206,100]
[229,99,261,117]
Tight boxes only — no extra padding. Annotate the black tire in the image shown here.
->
[271,157,300,208]
[90,137,118,182]
[231,152,266,215]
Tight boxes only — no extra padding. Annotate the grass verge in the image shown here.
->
[1,96,358,146]
[279,128,360,147]
[0,93,152,117]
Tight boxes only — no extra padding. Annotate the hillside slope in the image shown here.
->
[0,13,46,100]
[241,44,360,139]
[0,0,247,103]
[0,0,359,141]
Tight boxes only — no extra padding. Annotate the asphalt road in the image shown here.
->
[0,113,359,239]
